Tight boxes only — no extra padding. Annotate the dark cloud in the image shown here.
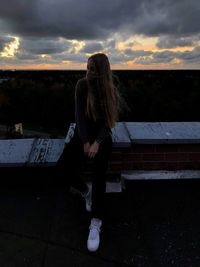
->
[0,0,199,40]
[178,46,200,63]
[129,0,200,37]
[0,0,200,67]
[18,37,72,55]
[0,0,136,39]
[109,55,127,64]
[16,52,40,60]
[123,49,152,58]
[156,35,198,48]
[133,47,200,65]
[79,42,103,53]
[51,52,88,63]
[134,51,176,65]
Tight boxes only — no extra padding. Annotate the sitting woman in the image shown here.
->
[57,52,127,252]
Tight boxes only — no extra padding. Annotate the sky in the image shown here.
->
[0,0,200,70]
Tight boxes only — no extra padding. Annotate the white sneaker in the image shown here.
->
[87,218,102,252]
[81,183,92,212]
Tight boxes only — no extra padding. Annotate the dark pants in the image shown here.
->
[56,130,113,220]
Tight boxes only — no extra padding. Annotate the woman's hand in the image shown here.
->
[88,141,100,158]
[83,142,91,156]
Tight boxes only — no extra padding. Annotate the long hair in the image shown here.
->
[85,53,126,128]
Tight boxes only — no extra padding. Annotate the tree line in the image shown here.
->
[0,70,200,135]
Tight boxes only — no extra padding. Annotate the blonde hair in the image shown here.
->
[85,53,126,128]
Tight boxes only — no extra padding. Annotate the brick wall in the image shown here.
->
[107,144,200,173]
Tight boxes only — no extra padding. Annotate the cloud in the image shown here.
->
[0,0,200,68]
[123,49,152,58]
[16,52,40,60]
[129,0,200,37]
[0,36,15,51]
[18,37,72,55]
[178,46,200,63]
[79,42,103,53]
[133,47,200,65]
[0,0,131,39]
[51,52,88,63]
[156,35,199,49]
[0,0,199,40]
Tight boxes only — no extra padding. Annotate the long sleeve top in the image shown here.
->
[74,76,118,144]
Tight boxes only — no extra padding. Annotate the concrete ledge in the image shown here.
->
[0,139,35,167]
[28,138,65,166]
[65,122,131,148]
[125,122,200,144]
[121,170,200,180]
[1,122,200,168]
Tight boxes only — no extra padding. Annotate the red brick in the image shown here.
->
[112,147,122,152]
[109,163,122,172]
[142,153,165,161]
[178,161,200,169]
[142,162,158,170]
[166,162,180,170]
[122,153,142,161]
[155,144,179,152]
[122,161,134,170]
[110,152,122,161]
[178,144,200,152]
[132,144,156,153]
[165,153,189,161]
[188,153,200,161]
[155,161,169,169]
[132,162,144,170]
[141,145,157,153]
[192,162,200,169]
[119,147,132,153]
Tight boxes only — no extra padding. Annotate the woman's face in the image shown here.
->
[87,59,96,77]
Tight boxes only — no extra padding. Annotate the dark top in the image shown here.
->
[74,75,119,144]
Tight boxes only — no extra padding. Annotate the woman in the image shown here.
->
[57,53,126,252]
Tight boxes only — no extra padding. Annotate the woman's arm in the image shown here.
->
[95,122,112,144]
[87,124,111,158]
[75,80,89,144]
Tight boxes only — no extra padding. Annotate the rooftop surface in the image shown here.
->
[0,175,199,267]
[1,121,200,266]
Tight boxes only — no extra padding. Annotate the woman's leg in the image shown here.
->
[87,136,112,252]
[90,135,113,220]
[56,132,88,193]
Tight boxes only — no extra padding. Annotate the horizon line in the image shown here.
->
[0,68,200,71]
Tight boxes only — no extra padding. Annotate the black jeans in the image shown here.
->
[56,130,113,220]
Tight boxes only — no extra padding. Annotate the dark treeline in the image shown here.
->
[0,70,200,134]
